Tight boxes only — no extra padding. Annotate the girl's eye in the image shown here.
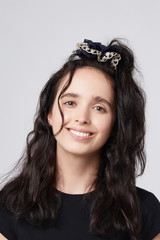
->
[64,101,75,106]
[94,106,106,112]
[63,102,106,112]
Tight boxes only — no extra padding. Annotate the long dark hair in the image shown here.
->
[0,39,146,240]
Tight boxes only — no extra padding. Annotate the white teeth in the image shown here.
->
[69,129,91,137]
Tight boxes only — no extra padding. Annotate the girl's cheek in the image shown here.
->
[63,110,72,125]
[97,115,114,132]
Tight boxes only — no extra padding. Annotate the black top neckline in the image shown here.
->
[55,188,95,201]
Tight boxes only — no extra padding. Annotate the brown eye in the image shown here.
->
[94,106,106,112]
[64,101,75,106]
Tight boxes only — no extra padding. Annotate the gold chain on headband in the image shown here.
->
[73,42,121,69]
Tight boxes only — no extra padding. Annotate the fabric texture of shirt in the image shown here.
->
[0,187,160,240]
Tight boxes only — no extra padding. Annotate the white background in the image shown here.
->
[0,0,159,199]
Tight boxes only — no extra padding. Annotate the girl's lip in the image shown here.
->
[66,128,95,141]
[67,128,94,134]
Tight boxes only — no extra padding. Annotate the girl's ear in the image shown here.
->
[47,112,52,125]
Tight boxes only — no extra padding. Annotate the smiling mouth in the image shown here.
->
[67,128,93,137]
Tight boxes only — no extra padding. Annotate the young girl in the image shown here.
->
[0,39,160,240]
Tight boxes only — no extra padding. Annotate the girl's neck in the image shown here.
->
[55,148,101,194]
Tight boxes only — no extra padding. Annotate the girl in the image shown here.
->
[0,39,160,240]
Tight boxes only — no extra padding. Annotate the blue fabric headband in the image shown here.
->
[73,39,121,69]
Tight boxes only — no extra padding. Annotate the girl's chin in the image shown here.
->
[57,146,100,159]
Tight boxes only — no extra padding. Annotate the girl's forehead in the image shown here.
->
[59,67,114,96]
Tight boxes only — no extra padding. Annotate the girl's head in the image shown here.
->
[36,39,145,168]
[47,66,115,158]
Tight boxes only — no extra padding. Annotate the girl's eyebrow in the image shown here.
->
[60,92,112,109]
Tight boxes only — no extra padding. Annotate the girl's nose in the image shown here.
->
[74,107,91,125]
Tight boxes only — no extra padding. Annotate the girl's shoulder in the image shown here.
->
[136,186,160,211]
[136,186,160,239]
[136,186,159,201]
[0,190,17,240]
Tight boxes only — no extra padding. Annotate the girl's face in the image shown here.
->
[48,67,115,158]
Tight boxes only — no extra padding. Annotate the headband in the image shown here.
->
[73,39,121,69]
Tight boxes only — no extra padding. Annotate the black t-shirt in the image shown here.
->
[0,187,160,240]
